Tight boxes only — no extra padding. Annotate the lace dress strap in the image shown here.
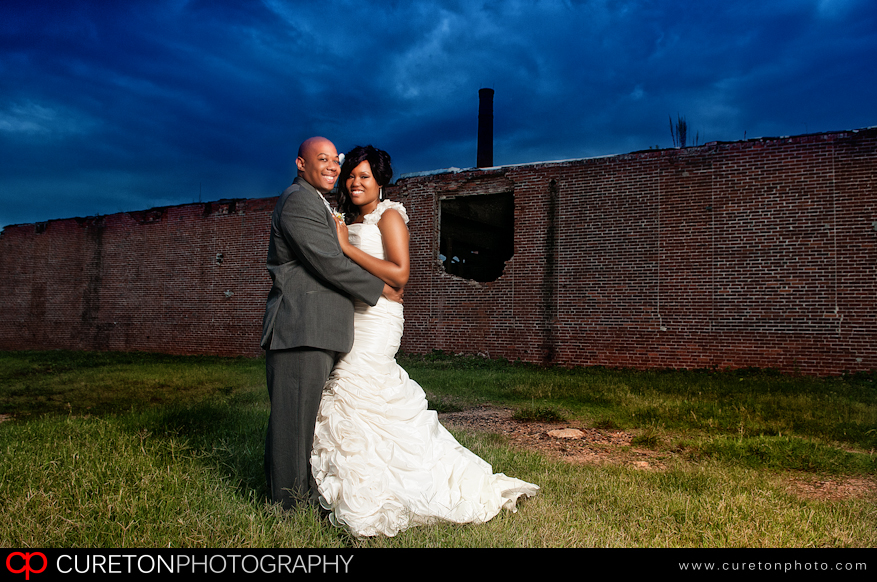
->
[362,200,409,225]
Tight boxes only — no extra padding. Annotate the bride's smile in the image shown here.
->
[345,161,381,215]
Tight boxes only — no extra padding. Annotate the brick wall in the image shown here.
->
[0,198,274,357]
[394,128,876,375]
[1,128,874,374]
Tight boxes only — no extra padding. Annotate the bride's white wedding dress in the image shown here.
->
[310,200,539,537]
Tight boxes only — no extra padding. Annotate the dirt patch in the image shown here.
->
[439,405,877,502]
[440,405,666,470]
[785,476,877,502]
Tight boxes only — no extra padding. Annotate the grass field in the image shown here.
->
[0,350,874,548]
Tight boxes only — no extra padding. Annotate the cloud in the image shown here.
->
[0,101,98,136]
[1,0,874,227]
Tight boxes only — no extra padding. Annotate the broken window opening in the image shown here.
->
[439,192,514,282]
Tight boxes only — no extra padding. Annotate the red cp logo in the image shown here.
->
[6,552,47,580]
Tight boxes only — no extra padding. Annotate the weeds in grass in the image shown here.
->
[513,404,566,423]
[593,418,620,430]
[631,426,662,449]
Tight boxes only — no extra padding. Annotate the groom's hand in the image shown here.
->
[382,284,404,304]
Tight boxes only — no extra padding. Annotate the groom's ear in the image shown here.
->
[295,156,305,173]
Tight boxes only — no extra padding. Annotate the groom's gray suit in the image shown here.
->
[261,175,384,509]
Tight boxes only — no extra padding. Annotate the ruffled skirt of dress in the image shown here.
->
[310,298,539,537]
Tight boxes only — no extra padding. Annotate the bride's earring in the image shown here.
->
[379,188,383,201]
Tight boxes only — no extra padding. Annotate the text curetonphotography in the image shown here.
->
[53,553,354,575]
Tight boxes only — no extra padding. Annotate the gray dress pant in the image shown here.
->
[264,346,338,509]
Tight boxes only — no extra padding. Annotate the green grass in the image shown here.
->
[0,351,265,419]
[0,349,874,548]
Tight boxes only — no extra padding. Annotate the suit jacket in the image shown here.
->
[260,176,384,352]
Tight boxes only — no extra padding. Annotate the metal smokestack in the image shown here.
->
[477,88,494,168]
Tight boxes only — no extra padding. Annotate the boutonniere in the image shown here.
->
[332,209,346,222]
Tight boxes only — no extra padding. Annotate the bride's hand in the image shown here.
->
[334,216,351,252]
[382,284,404,304]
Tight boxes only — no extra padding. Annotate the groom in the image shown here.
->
[261,136,400,509]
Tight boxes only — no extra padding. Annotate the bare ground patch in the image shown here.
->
[439,405,876,502]
[784,476,877,502]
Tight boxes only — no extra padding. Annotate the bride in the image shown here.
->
[310,145,539,537]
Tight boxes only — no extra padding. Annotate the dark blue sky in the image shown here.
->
[2,0,875,227]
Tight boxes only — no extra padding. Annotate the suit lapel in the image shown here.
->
[295,176,335,221]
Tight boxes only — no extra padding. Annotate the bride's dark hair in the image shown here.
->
[337,145,393,222]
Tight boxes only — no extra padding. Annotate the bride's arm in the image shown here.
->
[335,209,409,288]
